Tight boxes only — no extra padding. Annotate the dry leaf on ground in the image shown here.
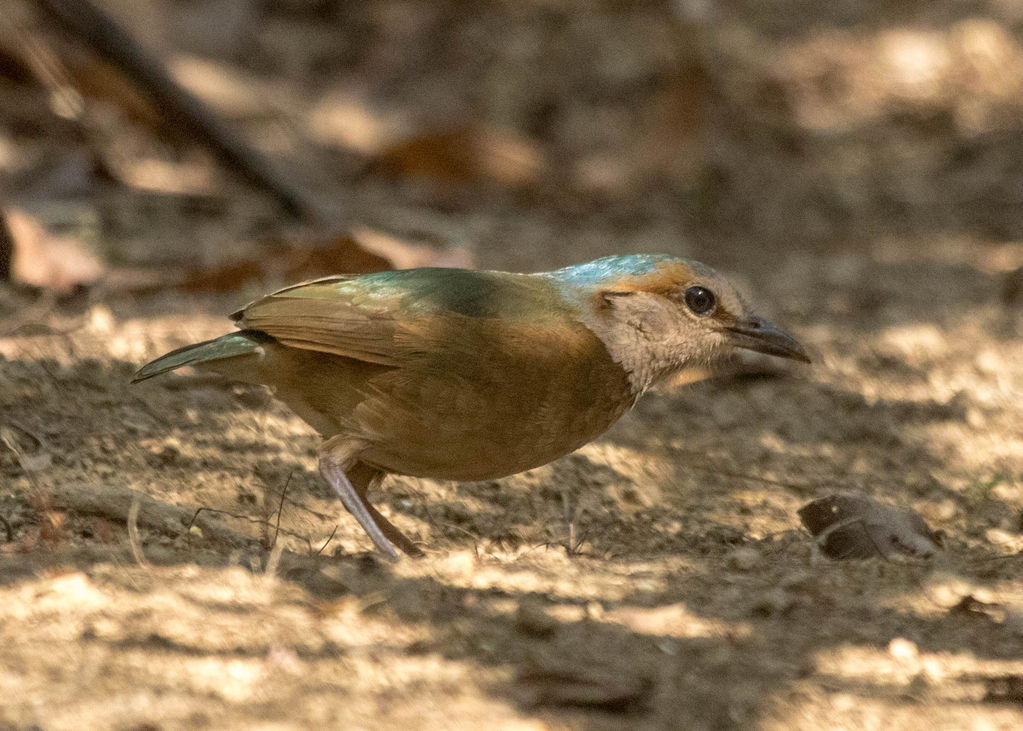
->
[0,206,103,294]
[173,228,472,293]
[798,493,944,560]
[366,126,548,193]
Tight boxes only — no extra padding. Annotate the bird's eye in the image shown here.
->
[683,286,716,316]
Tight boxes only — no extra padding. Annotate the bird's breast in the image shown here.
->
[352,315,635,481]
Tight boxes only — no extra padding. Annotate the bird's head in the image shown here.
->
[551,255,810,394]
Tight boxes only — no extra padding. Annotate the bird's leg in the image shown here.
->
[346,462,424,558]
[319,451,398,560]
[317,439,422,559]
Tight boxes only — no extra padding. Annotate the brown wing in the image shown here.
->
[233,275,407,366]
[232,269,570,367]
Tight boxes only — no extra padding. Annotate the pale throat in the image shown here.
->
[574,306,706,396]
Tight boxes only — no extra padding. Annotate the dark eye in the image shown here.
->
[683,286,716,316]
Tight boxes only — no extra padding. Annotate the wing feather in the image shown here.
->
[232,269,568,367]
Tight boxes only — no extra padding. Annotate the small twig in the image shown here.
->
[659,446,854,494]
[314,525,338,556]
[127,494,150,568]
[270,472,293,550]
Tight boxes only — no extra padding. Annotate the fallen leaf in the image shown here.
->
[1,207,103,294]
[798,493,943,560]
[280,234,393,283]
[173,229,472,293]
[176,257,291,294]
[174,236,389,293]
[350,226,473,270]
[367,125,548,192]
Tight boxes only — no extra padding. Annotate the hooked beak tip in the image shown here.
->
[726,317,811,364]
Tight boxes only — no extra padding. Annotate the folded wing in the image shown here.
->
[233,268,570,367]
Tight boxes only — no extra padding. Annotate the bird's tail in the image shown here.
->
[131,330,271,383]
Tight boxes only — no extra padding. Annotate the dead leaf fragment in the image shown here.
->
[798,493,943,560]
[173,228,472,293]
[176,257,295,294]
[350,226,473,270]
[367,126,548,191]
[1,207,103,294]
[174,235,391,293]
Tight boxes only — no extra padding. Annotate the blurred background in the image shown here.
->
[2,0,1022,290]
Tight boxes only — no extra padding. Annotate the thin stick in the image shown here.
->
[314,526,338,556]
[270,472,292,550]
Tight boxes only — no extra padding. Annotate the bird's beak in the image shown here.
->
[725,317,811,363]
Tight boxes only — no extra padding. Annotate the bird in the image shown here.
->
[132,254,809,559]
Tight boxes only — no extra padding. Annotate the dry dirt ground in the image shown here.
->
[2,1,1023,729]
